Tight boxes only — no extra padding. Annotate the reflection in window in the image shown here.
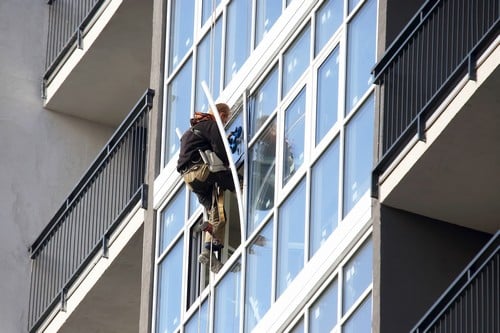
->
[184,299,208,333]
[283,88,306,186]
[343,239,372,313]
[277,179,305,298]
[316,47,340,145]
[214,259,242,333]
[168,0,195,73]
[165,58,192,164]
[202,0,221,25]
[159,187,186,254]
[245,221,274,331]
[309,279,338,332]
[282,24,310,98]
[346,0,376,113]
[315,0,343,55]
[343,295,372,333]
[248,119,277,235]
[249,66,278,138]
[256,0,282,46]
[310,139,339,257]
[155,239,183,333]
[188,189,199,217]
[225,0,251,86]
[343,95,374,216]
[195,19,222,114]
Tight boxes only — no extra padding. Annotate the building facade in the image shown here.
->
[0,0,497,332]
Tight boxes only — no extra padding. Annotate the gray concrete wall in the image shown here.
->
[0,1,114,331]
[375,204,490,333]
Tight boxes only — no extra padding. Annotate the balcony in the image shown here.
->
[42,0,153,126]
[372,0,499,233]
[27,89,154,332]
[410,231,499,333]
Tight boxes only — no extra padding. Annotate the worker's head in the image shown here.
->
[209,103,231,125]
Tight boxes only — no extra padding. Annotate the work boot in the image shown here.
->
[198,248,223,273]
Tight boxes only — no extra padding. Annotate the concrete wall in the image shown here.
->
[374,204,490,333]
[0,1,114,331]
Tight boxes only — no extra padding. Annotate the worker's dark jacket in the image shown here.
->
[177,119,228,173]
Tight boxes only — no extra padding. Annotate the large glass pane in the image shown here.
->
[202,0,222,24]
[249,66,278,138]
[315,0,343,55]
[155,239,184,333]
[343,239,372,313]
[283,88,306,186]
[185,299,208,333]
[244,221,274,331]
[168,0,195,73]
[195,18,222,114]
[277,179,305,298]
[309,279,338,333]
[310,139,339,257]
[247,119,277,235]
[282,24,310,98]
[343,95,374,215]
[343,295,372,333]
[214,259,242,333]
[165,58,192,165]
[159,187,186,254]
[225,0,251,86]
[346,0,376,113]
[256,0,282,46]
[316,47,340,145]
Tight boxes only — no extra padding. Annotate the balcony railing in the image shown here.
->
[27,89,154,332]
[410,231,499,333]
[43,0,106,95]
[372,0,499,197]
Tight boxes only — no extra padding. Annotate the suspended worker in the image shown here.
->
[177,103,235,273]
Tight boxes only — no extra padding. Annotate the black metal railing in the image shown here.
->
[410,231,499,333]
[27,89,154,332]
[372,0,499,197]
[43,0,106,94]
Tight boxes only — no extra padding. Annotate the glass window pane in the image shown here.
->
[202,0,222,25]
[283,88,306,186]
[247,119,277,235]
[185,299,208,333]
[343,295,372,333]
[309,279,338,333]
[315,0,343,55]
[343,239,372,313]
[195,19,222,114]
[169,0,195,73]
[244,221,274,331]
[159,187,186,253]
[256,0,282,46]
[316,47,340,145]
[348,0,363,13]
[155,239,184,333]
[343,95,374,216]
[225,0,251,86]
[346,0,376,113]
[289,317,305,333]
[282,24,310,98]
[249,66,278,138]
[189,189,200,217]
[277,179,305,298]
[310,139,339,257]
[214,259,242,333]
[165,58,193,164]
